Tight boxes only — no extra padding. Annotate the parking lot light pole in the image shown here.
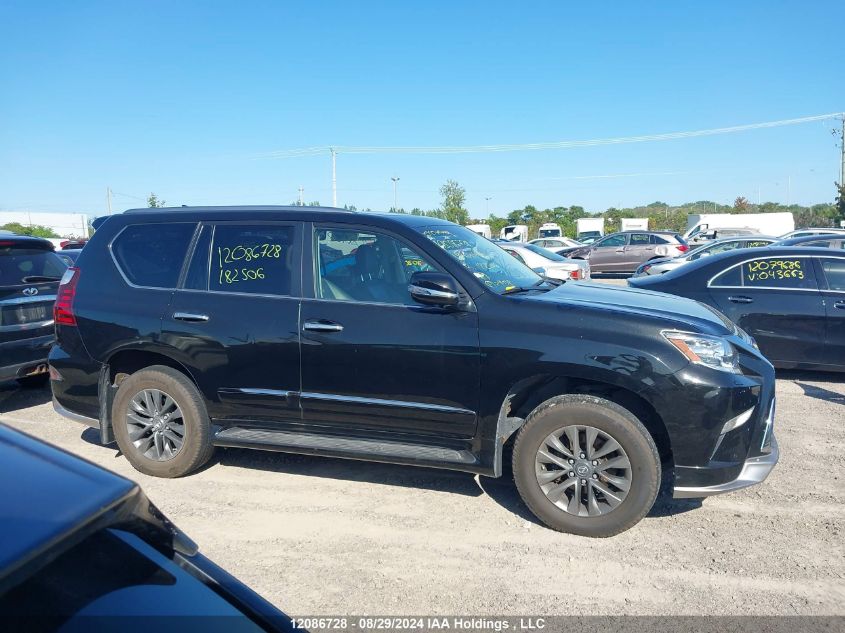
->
[391,176,400,212]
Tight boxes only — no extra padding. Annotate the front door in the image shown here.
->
[588,234,628,272]
[299,224,480,443]
[161,221,303,423]
[708,255,826,365]
[817,256,845,368]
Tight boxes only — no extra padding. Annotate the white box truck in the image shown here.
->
[466,223,492,239]
[684,212,794,241]
[621,218,649,231]
[538,222,562,238]
[500,225,528,241]
[576,217,605,241]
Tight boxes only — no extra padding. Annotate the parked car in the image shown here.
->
[566,231,689,274]
[0,425,293,629]
[632,236,777,277]
[498,242,589,281]
[774,235,845,249]
[629,246,845,372]
[779,228,845,240]
[50,207,778,537]
[60,239,88,250]
[529,237,582,250]
[1,235,66,386]
[56,248,83,267]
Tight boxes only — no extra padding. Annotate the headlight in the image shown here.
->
[662,331,739,373]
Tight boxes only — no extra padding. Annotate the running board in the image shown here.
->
[213,427,477,465]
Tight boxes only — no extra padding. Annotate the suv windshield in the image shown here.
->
[419,225,541,293]
[0,245,66,286]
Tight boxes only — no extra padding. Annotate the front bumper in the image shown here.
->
[674,436,779,498]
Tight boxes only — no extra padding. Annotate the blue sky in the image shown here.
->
[1,1,843,218]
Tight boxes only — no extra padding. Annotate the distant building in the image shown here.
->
[0,211,90,238]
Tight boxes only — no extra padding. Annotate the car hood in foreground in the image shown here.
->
[527,281,734,335]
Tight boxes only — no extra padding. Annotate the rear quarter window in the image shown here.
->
[112,223,196,288]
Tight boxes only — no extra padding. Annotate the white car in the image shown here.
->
[498,242,590,281]
[529,237,582,252]
[779,227,845,239]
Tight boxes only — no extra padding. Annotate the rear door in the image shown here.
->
[161,222,303,423]
[816,256,845,368]
[587,234,628,272]
[707,255,825,365]
[622,233,656,270]
[299,223,480,443]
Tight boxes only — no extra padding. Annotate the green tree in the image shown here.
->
[439,180,469,225]
[836,183,845,221]
[734,196,749,211]
[0,222,59,238]
[147,193,166,208]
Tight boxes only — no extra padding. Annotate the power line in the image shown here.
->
[253,112,844,159]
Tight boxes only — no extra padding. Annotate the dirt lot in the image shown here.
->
[1,278,844,616]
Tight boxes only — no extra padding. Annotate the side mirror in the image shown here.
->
[532,266,547,276]
[409,271,461,307]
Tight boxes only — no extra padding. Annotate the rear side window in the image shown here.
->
[741,257,816,289]
[0,245,66,286]
[112,223,196,288]
[630,233,650,245]
[209,224,297,296]
[820,258,845,291]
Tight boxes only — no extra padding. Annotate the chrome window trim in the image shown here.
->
[174,287,300,301]
[707,254,824,291]
[0,319,54,332]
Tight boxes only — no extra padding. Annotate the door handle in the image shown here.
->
[615,248,625,253]
[728,296,754,304]
[303,320,344,333]
[173,312,210,322]
[834,301,845,310]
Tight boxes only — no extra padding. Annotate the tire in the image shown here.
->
[16,374,49,388]
[112,365,214,478]
[512,394,660,537]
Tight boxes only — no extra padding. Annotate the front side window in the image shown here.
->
[746,239,773,248]
[315,227,436,305]
[821,258,845,291]
[419,225,541,293]
[595,234,627,248]
[209,224,296,295]
[112,223,196,288]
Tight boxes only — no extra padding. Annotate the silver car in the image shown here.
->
[498,242,590,281]
[632,236,776,277]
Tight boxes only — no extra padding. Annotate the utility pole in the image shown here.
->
[106,187,113,214]
[298,186,304,206]
[840,113,845,188]
[391,176,400,211]
[330,148,337,207]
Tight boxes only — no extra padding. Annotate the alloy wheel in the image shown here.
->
[126,388,185,461]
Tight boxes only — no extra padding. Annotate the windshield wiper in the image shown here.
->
[21,275,61,283]
[502,280,552,295]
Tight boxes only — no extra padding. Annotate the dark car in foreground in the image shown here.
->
[0,425,293,631]
[629,246,845,372]
[566,231,689,274]
[0,235,66,386]
[50,207,777,537]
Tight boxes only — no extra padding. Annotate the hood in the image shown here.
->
[526,281,734,335]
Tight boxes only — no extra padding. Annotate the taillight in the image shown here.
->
[54,267,79,326]
[677,244,689,253]
[569,270,581,280]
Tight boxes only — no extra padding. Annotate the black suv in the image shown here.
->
[50,207,778,537]
[1,235,66,386]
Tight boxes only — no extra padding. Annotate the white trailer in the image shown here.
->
[684,213,794,241]
[576,217,605,239]
[538,222,562,238]
[466,223,492,239]
[621,218,649,231]
[500,224,528,242]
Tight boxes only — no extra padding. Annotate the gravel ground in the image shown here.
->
[1,278,843,616]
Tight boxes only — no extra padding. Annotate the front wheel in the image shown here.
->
[512,394,660,537]
[112,365,214,478]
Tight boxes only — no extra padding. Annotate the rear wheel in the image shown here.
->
[112,365,213,478]
[512,394,660,537]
